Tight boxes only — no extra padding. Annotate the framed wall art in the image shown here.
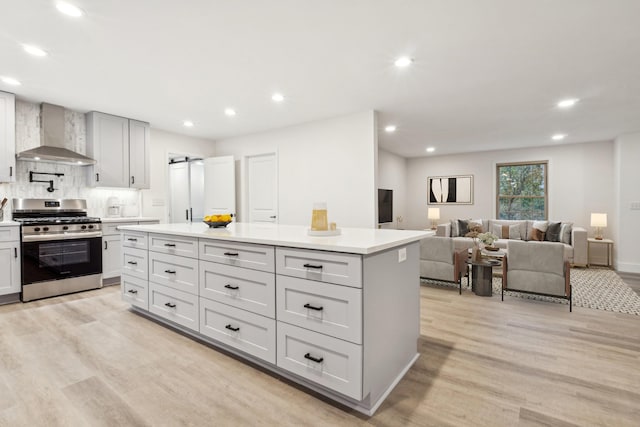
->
[428,175,473,204]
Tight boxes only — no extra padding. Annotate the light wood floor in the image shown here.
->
[1,284,639,426]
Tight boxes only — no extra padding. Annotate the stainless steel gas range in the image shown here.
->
[12,198,103,302]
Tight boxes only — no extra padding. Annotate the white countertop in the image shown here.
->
[101,217,160,223]
[0,220,20,227]
[118,222,430,255]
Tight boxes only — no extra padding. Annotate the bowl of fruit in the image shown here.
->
[203,214,233,228]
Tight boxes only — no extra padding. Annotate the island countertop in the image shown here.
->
[118,222,430,254]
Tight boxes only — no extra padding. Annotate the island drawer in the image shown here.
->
[199,239,275,273]
[0,226,19,242]
[149,251,199,295]
[121,274,148,310]
[149,282,198,331]
[276,322,363,400]
[200,260,275,318]
[122,230,148,250]
[122,247,148,280]
[276,275,362,344]
[149,233,198,258]
[275,248,362,288]
[200,298,276,364]
[103,222,137,236]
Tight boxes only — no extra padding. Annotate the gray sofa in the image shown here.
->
[436,219,588,266]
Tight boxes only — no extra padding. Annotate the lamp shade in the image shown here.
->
[590,213,607,227]
[428,207,440,220]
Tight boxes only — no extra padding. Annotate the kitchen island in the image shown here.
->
[118,222,429,415]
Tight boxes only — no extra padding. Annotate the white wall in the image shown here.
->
[141,129,215,222]
[377,149,407,229]
[405,141,615,236]
[215,111,377,228]
[614,134,640,273]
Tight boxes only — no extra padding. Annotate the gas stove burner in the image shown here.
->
[16,216,102,225]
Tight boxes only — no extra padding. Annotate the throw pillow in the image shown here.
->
[458,219,470,237]
[492,224,521,240]
[450,219,459,237]
[528,227,545,241]
[532,220,549,232]
[545,222,562,242]
[560,222,573,244]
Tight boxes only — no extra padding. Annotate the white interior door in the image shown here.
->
[247,153,278,223]
[204,156,236,218]
[189,160,205,222]
[169,162,190,223]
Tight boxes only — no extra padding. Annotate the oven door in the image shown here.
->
[21,236,103,285]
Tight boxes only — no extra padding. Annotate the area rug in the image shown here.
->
[421,267,640,315]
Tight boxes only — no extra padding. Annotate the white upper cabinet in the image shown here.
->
[0,91,16,183]
[86,112,150,189]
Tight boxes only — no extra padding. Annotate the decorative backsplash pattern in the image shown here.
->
[1,100,140,218]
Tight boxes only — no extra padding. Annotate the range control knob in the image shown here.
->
[43,227,49,232]
[88,225,94,229]
[62,226,69,231]
[81,225,87,230]
[34,227,41,232]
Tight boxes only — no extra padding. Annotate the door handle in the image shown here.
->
[9,166,13,177]
[104,241,108,250]
[14,247,18,258]
[96,173,99,182]
[190,208,193,222]
[186,209,189,220]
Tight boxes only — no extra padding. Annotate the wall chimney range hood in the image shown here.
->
[16,103,96,166]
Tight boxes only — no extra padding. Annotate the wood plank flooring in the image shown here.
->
[1,284,639,426]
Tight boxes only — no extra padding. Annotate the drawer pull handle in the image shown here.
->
[304,353,324,364]
[127,261,138,265]
[224,284,239,290]
[225,324,240,332]
[164,269,176,274]
[127,289,138,294]
[224,252,239,256]
[304,303,324,311]
[303,263,323,270]
[127,238,138,241]
[164,243,176,247]
[164,302,176,308]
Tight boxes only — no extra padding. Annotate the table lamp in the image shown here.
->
[590,213,607,240]
[428,207,440,230]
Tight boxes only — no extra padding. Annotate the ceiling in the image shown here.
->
[2,0,639,158]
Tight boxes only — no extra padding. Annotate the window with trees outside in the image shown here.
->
[496,161,547,220]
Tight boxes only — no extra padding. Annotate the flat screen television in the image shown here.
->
[378,189,393,223]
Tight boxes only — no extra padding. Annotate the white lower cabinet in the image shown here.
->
[200,298,276,363]
[122,247,148,280]
[149,282,199,330]
[0,241,21,296]
[149,251,199,294]
[121,274,148,310]
[276,322,363,400]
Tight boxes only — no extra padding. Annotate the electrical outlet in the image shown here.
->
[631,201,640,210]
[398,247,407,263]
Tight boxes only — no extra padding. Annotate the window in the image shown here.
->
[496,161,547,220]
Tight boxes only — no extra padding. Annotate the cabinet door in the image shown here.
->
[0,242,20,295]
[0,91,16,183]
[129,119,150,189]
[86,112,129,187]
[102,234,122,279]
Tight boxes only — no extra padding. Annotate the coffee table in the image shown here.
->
[466,257,502,297]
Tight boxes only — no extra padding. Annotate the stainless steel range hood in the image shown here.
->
[16,103,96,166]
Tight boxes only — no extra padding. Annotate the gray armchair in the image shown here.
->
[420,236,469,294]
[503,240,572,311]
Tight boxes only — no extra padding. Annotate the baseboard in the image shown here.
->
[616,262,640,274]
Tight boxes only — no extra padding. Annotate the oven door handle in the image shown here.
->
[22,231,103,242]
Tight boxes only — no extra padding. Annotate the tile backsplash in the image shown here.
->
[1,100,141,218]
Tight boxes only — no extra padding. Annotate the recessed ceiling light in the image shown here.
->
[34,157,41,161]
[394,57,413,67]
[76,161,83,165]
[426,147,436,153]
[56,2,84,17]
[557,98,579,108]
[384,125,397,133]
[1,76,21,86]
[224,108,236,117]
[23,44,48,57]
[183,120,194,127]
[551,134,567,141]
[272,93,284,102]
